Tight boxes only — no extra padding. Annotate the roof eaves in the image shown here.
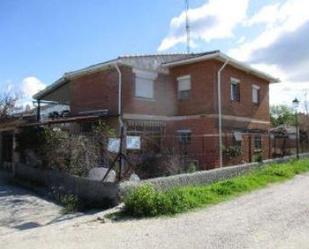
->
[33,58,121,100]
[162,51,220,67]
[217,52,280,83]
[163,51,280,83]
[33,77,68,100]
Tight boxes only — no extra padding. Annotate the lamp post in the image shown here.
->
[292,98,300,159]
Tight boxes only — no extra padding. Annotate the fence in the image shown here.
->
[3,117,309,182]
[124,131,309,179]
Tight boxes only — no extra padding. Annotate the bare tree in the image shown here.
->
[0,93,17,120]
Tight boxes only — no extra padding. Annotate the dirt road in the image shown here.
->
[1,173,309,249]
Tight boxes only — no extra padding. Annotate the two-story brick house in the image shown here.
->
[33,51,278,169]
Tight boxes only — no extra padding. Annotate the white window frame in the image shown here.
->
[230,77,240,101]
[177,75,191,100]
[133,69,157,100]
[252,84,260,104]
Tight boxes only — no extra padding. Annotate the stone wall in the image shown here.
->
[11,153,309,206]
[119,153,309,197]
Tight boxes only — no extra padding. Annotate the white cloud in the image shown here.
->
[21,76,46,98]
[229,0,309,62]
[5,76,46,110]
[227,0,309,111]
[158,0,249,51]
[270,82,309,111]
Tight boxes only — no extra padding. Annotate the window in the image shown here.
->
[177,129,192,144]
[134,69,157,99]
[177,75,191,100]
[254,135,262,150]
[230,78,240,102]
[233,131,242,147]
[252,85,260,104]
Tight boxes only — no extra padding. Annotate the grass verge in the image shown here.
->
[124,159,309,217]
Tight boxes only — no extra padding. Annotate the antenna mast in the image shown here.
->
[185,0,191,54]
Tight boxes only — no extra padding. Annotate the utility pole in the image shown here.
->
[185,0,191,54]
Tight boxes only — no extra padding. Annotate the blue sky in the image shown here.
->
[1,0,309,111]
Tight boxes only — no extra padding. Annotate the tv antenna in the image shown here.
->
[185,0,191,53]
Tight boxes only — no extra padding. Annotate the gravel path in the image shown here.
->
[1,173,309,249]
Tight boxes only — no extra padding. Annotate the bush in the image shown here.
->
[124,184,196,217]
[125,184,167,217]
[16,121,115,177]
[61,194,80,214]
[223,145,241,159]
[253,153,263,163]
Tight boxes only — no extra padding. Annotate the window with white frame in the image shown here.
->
[230,78,240,102]
[252,85,260,104]
[177,75,191,100]
[134,69,157,99]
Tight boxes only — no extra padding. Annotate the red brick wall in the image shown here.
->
[163,117,271,169]
[70,65,177,116]
[70,67,120,115]
[213,60,270,122]
[169,59,271,124]
[170,60,217,116]
[164,117,219,170]
[123,69,177,116]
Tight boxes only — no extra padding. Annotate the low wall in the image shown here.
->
[11,153,309,206]
[15,164,119,207]
[120,153,309,197]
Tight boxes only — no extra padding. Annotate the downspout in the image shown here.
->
[113,63,123,131]
[113,63,125,180]
[217,59,229,168]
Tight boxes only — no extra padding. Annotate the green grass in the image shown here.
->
[123,159,309,217]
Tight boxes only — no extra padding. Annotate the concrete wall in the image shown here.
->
[15,164,119,206]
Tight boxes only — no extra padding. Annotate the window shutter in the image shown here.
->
[134,69,157,99]
[252,85,260,104]
[135,77,154,99]
[177,75,191,100]
[178,77,191,91]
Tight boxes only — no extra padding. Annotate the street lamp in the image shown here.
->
[292,98,300,159]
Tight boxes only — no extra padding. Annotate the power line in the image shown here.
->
[185,0,191,54]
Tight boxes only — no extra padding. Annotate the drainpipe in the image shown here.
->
[217,59,229,168]
[113,63,125,180]
[113,63,123,131]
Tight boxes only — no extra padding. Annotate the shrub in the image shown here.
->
[124,184,167,217]
[61,194,80,214]
[253,153,263,163]
[16,121,115,177]
[223,145,241,159]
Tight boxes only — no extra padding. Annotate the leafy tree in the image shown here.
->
[270,105,295,127]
